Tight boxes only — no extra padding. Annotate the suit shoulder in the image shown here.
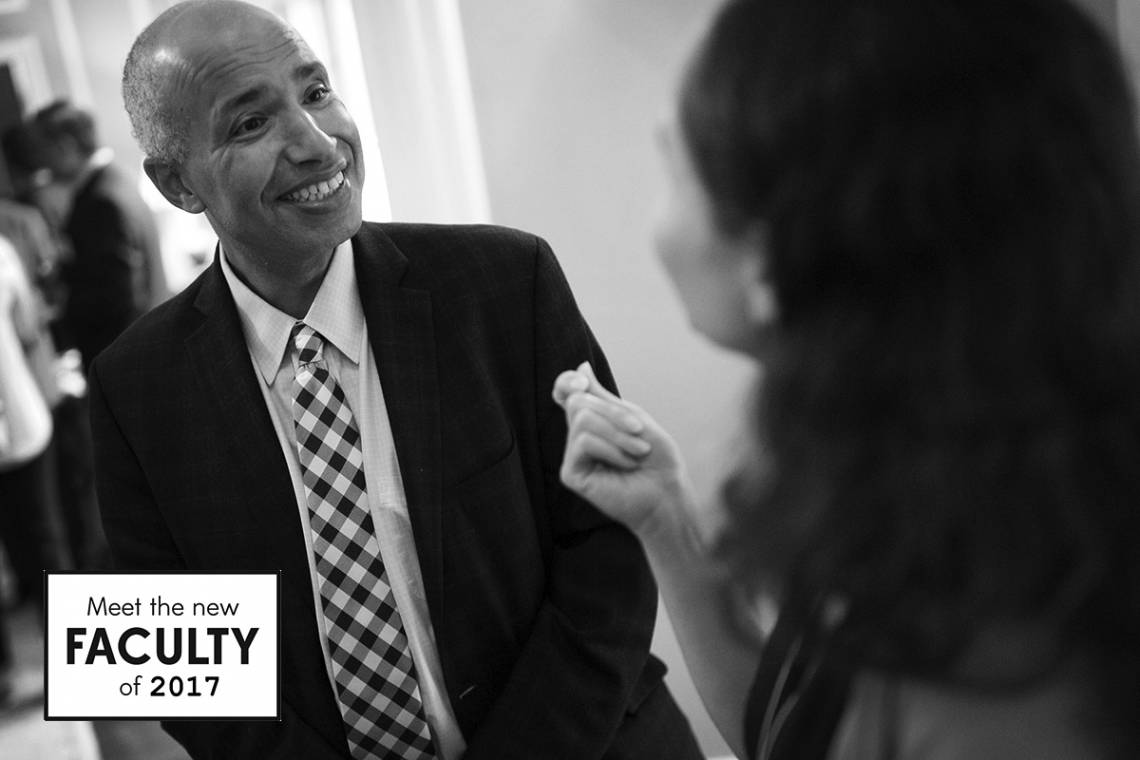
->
[93,270,205,371]
[372,221,547,276]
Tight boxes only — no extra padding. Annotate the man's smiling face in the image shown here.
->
[164,5,364,278]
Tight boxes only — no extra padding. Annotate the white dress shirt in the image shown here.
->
[220,241,466,759]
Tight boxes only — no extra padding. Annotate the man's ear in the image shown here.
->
[143,158,205,213]
[739,222,777,326]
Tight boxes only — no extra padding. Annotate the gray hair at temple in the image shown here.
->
[121,6,187,163]
[120,1,219,164]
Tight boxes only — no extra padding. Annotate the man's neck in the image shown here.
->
[221,244,335,319]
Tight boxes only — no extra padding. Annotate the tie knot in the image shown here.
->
[292,322,325,365]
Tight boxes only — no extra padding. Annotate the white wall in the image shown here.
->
[458,2,755,756]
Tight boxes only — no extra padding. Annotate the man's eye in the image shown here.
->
[233,116,266,136]
[305,85,331,104]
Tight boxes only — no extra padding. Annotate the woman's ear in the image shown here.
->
[740,223,777,325]
[144,158,205,214]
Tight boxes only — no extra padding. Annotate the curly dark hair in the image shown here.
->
[682,0,1140,743]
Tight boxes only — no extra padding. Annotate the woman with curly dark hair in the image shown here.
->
[554,0,1140,757]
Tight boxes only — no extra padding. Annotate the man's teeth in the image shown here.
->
[284,171,345,202]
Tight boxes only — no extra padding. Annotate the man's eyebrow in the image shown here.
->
[213,63,328,121]
[292,62,328,82]
[218,86,267,116]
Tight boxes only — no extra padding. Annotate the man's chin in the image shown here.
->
[335,213,364,245]
[291,207,362,248]
[319,219,363,254]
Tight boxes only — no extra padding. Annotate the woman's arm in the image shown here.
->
[554,364,761,757]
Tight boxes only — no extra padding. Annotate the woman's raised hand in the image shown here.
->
[553,362,694,539]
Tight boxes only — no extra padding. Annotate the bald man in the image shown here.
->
[88,2,703,759]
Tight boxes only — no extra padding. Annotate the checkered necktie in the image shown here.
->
[290,322,437,760]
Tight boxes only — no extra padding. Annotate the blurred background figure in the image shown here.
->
[555,0,1140,758]
[0,143,100,577]
[30,99,168,372]
[3,99,173,576]
[0,231,71,707]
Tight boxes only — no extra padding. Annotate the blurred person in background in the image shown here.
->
[554,0,1140,758]
[0,122,70,318]
[0,194,65,408]
[20,102,168,572]
[0,232,71,705]
[0,167,100,573]
[32,99,168,372]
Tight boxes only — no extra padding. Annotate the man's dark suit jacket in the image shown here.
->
[89,222,703,760]
[63,162,161,368]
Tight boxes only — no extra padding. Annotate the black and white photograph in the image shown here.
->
[0,1,1138,758]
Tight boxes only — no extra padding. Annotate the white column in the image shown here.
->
[349,0,491,223]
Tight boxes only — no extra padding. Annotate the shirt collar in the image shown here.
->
[220,238,363,384]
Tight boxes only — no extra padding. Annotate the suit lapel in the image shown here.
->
[184,257,312,588]
[353,224,445,626]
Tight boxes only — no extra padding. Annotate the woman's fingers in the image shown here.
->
[577,362,622,404]
[562,427,644,483]
[554,365,664,479]
[564,389,644,434]
[566,393,650,455]
[552,369,590,408]
[552,364,692,533]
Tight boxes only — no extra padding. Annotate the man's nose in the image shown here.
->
[281,106,338,164]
